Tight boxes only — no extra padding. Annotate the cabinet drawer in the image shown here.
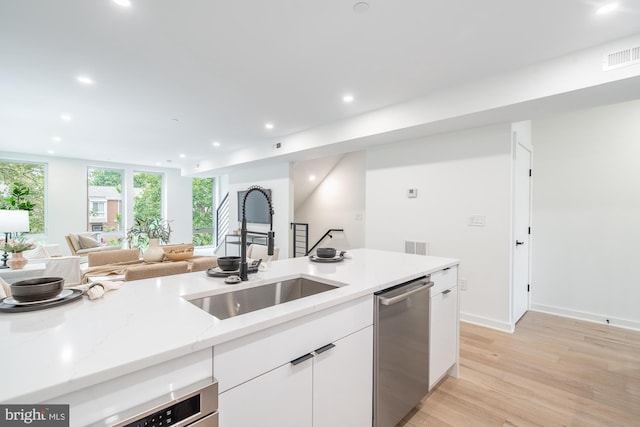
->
[431,265,458,295]
[214,296,372,393]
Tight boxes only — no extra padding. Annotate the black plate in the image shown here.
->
[206,260,261,277]
[0,289,83,313]
[309,255,344,263]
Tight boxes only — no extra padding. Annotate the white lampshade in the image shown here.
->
[0,210,30,233]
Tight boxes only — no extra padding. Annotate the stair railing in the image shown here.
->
[215,192,230,248]
[305,228,344,256]
[290,222,309,257]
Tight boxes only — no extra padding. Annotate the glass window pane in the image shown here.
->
[133,172,163,222]
[88,167,123,246]
[0,160,46,235]
[192,177,214,246]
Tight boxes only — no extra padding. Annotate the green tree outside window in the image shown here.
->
[0,161,45,234]
[192,177,214,246]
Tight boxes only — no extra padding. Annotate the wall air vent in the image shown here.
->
[405,240,429,255]
[603,45,640,71]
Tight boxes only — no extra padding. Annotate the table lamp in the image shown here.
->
[0,210,30,269]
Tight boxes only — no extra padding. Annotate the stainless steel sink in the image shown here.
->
[189,277,339,320]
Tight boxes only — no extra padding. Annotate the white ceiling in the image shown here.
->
[1,0,639,171]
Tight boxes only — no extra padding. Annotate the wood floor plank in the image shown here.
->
[397,311,640,427]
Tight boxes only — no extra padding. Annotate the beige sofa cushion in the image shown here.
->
[75,246,121,255]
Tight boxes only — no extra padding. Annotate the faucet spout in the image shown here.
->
[239,185,274,281]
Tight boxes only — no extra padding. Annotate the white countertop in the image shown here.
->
[0,248,458,404]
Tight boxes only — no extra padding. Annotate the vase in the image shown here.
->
[143,238,165,262]
[8,252,28,270]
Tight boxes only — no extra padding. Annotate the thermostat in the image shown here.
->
[407,188,418,198]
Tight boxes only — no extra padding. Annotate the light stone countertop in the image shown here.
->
[0,248,458,404]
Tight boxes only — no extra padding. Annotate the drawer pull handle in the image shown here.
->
[290,353,314,366]
[315,343,336,354]
[442,289,452,295]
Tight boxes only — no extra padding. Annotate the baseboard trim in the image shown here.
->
[460,312,514,333]
[530,304,640,332]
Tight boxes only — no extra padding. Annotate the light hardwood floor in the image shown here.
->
[398,311,640,427]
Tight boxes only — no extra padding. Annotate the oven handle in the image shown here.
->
[379,281,433,306]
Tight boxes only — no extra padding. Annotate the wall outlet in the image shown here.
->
[460,279,468,290]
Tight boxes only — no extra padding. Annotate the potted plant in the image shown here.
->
[0,237,36,269]
[126,218,172,262]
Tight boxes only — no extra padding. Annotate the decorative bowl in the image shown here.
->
[316,247,337,258]
[164,248,195,261]
[10,277,65,303]
[217,256,241,271]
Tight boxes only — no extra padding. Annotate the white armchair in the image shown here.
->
[246,244,280,262]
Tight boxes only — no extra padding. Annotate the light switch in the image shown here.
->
[469,215,485,226]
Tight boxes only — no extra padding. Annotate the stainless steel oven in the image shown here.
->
[92,379,218,427]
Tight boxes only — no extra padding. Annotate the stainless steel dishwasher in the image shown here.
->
[374,276,433,427]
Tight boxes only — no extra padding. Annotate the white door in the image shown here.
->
[513,142,532,323]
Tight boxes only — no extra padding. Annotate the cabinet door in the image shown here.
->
[219,358,313,427]
[429,286,458,389]
[313,326,373,427]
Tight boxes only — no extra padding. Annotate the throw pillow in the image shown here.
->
[23,243,50,260]
[78,235,102,249]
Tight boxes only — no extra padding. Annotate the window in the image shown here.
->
[87,167,123,244]
[0,160,46,235]
[192,177,214,246]
[89,200,106,222]
[133,172,163,222]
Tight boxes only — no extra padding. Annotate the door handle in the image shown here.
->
[314,343,336,354]
[379,282,433,305]
[515,240,525,246]
[290,353,314,366]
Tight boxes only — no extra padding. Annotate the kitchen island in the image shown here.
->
[1,248,459,426]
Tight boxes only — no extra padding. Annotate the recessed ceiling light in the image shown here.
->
[47,150,55,155]
[52,136,61,142]
[76,75,94,85]
[155,162,162,166]
[212,141,221,147]
[179,154,186,158]
[309,175,316,182]
[343,94,355,103]
[113,0,132,7]
[596,2,619,14]
[353,1,370,14]
[60,114,72,121]
[265,122,274,130]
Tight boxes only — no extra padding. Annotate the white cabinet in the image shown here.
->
[215,296,373,427]
[429,266,459,390]
[219,358,313,427]
[313,326,373,427]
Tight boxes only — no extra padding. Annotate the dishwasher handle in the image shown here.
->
[379,281,433,305]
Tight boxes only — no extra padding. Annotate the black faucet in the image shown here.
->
[239,185,274,281]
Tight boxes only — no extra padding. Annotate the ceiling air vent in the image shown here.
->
[603,45,640,71]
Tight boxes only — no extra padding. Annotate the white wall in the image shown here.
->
[228,163,293,258]
[531,99,640,330]
[366,124,514,330]
[295,151,366,252]
[0,152,193,254]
